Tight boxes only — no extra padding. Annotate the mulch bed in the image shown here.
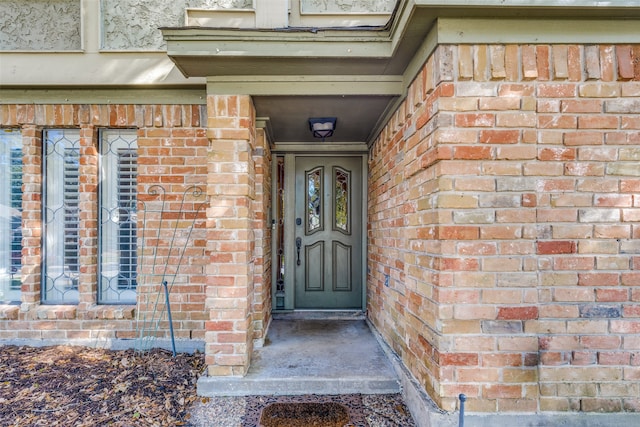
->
[1,345,416,427]
[0,345,206,426]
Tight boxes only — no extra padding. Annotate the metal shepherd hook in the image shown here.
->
[162,280,177,357]
[459,394,466,427]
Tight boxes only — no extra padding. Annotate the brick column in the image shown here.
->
[205,95,256,376]
[78,125,98,311]
[20,125,42,312]
[251,128,273,344]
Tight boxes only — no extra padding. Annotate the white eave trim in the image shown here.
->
[163,31,393,59]
[206,75,404,96]
[437,18,640,44]
[413,0,640,7]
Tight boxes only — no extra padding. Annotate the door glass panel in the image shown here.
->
[306,167,323,234]
[334,167,350,233]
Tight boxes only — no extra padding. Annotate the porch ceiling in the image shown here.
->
[253,95,396,144]
[162,0,640,145]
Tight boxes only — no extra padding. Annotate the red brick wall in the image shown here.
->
[0,104,210,345]
[252,127,273,344]
[204,95,269,375]
[368,44,640,413]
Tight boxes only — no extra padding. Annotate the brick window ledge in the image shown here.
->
[0,305,20,320]
[28,305,136,321]
[81,305,136,320]
[0,304,137,321]
[35,305,77,320]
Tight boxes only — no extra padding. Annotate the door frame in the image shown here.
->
[271,147,368,312]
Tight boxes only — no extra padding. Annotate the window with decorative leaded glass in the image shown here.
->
[43,129,80,304]
[98,129,138,304]
[0,129,23,303]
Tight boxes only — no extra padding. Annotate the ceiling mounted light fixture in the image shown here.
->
[309,117,337,140]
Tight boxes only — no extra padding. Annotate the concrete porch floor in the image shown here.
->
[197,315,400,396]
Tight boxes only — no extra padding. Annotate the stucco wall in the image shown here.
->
[0,0,393,52]
[0,0,254,52]
[101,0,251,51]
[0,0,81,50]
[301,0,394,13]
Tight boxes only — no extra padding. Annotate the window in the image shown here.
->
[99,130,138,304]
[0,129,23,303]
[43,130,80,304]
[42,129,139,305]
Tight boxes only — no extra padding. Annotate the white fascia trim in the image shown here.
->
[437,18,640,44]
[413,0,640,7]
[0,88,207,105]
[165,34,392,59]
[206,75,404,96]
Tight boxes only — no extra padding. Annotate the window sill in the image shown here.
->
[0,305,20,320]
[35,305,77,320]
[82,305,136,320]
[0,304,137,321]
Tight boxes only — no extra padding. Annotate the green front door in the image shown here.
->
[294,156,363,309]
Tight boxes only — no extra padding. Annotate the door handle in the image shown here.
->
[296,237,302,266]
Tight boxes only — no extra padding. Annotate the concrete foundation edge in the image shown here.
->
[0,338,205,354]
[463,413,640,427]
[365,319,457,427]
[366,319,640,427]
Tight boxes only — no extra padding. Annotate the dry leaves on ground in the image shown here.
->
[0,345,206,426]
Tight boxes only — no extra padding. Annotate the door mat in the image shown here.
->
[260,402,351,427]
[243,394,369,427]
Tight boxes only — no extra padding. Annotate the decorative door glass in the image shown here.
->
[306,167,323,234]
[334,167,350,233]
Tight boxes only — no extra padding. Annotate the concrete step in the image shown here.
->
[198,318,400,396]
[272,310,367,321]
[198,376,400,396]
